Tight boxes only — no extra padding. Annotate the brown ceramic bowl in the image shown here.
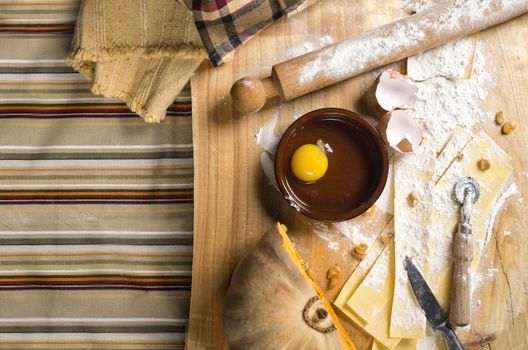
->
[274,108,389,222]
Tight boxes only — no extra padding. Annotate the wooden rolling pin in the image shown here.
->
[231,0,528,114]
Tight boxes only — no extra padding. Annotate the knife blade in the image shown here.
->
[405,256,464,350]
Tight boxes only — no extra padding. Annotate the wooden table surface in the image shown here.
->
[187,1,528,349]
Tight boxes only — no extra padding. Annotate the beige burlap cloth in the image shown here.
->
[66,0,206,123]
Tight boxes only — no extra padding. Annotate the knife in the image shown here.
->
[405,256,464,350]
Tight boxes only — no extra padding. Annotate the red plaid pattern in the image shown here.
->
[192,0,315,66]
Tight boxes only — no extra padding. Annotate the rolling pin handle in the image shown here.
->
[231,76,280,115]
[449,227,473,327]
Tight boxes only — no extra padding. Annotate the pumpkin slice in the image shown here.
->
[224,223,357,350]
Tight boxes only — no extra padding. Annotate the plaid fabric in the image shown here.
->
[192,0,317,66]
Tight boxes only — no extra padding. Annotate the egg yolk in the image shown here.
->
[291,144,328,182]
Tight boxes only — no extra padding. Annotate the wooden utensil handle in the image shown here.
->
[231,0,528,114]
[449,229,473,327]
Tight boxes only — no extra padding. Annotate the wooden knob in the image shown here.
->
[230,77,267,115]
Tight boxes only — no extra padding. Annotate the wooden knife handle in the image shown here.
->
[449,229,473,327]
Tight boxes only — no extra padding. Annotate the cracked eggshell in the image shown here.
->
[378,110,423,153]
[364,69,418,117]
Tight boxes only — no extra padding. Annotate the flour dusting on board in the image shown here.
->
[332,39,492,252]
[334,220,379,248]
[313,222,339,251]
[255,113,280,154]
[255,113,281,190]
[483,182,518,246]
[408,35,477,81]
[332,33,516,342]
[361,246,391,289]
[342,0,517,344]
[297,0,522,87]
[284,35,334,60]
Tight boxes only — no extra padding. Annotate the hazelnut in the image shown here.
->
[501,121,516,135]
[495,111,504,126]
[478,158,491,171]
[407,191,419,207]
[354,243,368,256]
[328,278,338,290]
[327,265,341,279]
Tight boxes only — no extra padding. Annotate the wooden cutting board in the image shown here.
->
[187,1,528,349]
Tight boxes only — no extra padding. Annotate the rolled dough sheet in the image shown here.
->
[335,131,512,348]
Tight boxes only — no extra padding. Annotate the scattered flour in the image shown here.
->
[334,220,378,248]
[284,195,301,212]
[487,267,499,278]
[397,36,520,334]
[373,159,394,214]
[331,161,393,249]
[380,0,522,338]
[333,37,493,278]
[254,6,520,337]
[299,21,426,84]
[298,0,524,86]
[408,35,478,81]
[255,113,281,190]
[352,12,518,334]
[415,326,440,350]
[313,222,339,251]
[255,113,280,154]
[483,181,517,245]
[383,35,493,333]
[436,0,528,33]
[254,128,262,144]
[391,136,435,331]
[472,265,501,295]
[402,0,432,14]
[361,247,391,289]
[472,271,484,294]
[409,46,492,153]
[284,35,334,59]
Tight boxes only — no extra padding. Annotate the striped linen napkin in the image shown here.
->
[0,1,194,348]
[67,0,206,123]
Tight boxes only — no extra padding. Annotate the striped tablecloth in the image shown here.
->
[0,1,193,349]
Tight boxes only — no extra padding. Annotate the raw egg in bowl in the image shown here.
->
[274,108,389,222]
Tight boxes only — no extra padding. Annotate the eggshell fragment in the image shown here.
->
[378,110,423,153]
[364,69,418,116]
